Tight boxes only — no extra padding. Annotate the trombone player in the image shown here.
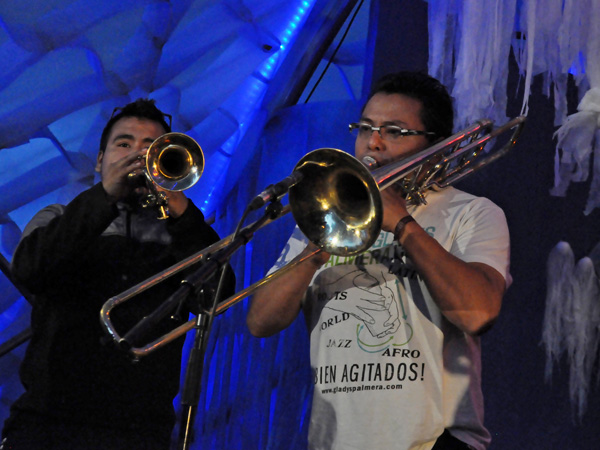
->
[1,99,234,449]
[247,72,510,450]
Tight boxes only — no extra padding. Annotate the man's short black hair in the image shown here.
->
[367,72,454,142]
[99,98,172,153]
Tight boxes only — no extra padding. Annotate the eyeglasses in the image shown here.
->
[349,122,435,141]
[110,107,173,129]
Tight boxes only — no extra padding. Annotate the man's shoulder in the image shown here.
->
[21,204,66,238]
[426,186,501,211]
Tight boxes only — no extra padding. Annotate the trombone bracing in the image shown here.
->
[100,115,526,358]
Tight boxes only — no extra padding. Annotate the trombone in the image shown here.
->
[100,115,526,358]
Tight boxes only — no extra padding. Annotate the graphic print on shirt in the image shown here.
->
[311,235,426,355]
[321,269,402,339]
[310,234,436,393]
[311,266,430,393]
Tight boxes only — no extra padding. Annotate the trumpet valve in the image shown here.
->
[141,193,157,208]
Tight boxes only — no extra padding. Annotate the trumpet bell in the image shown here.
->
[289,148,383,257]
[147,132,204,191]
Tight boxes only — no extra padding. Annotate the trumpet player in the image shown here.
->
[1,99,235,450]
[247,72,510,450]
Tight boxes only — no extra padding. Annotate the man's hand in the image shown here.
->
[159,189,189,218]
[380,185,409,233]
[101,148,147,203]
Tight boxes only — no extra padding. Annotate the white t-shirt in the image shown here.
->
[269,187,511,450]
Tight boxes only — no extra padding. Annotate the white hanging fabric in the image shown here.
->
[568,257,600,421]
[542,241,574,383]
[543,242,600,422]
[428,0,600,214]
[547,0,600,215]
[427,0,517,130]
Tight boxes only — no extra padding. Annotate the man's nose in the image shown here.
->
[137,142,150,155]
[367,128,385,151]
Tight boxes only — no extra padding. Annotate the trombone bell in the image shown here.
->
[289,148,383,257]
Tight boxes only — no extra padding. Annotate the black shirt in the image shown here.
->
[4,183,234,443]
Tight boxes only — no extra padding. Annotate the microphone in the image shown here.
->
[249,171,304,210]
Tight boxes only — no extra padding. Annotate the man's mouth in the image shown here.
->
[361,155,379,169]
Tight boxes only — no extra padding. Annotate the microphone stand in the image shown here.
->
[175,200,284,450]
[177,312,209,450]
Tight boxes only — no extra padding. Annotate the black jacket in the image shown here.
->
[5,183,234,441]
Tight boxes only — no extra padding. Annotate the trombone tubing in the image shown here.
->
[371,119,493,190]
[432,115,526,188]
[119,244,320,358]
[99,205,291,353]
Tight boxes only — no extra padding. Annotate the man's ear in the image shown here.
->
[95,151,104,173]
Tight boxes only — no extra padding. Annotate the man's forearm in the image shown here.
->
[399,222,505,334]
[247,245,328,337]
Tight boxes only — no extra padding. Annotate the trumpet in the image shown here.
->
[131,132,204,219]
[100,115,526,357]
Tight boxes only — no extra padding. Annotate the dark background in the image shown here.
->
[373,1,600,449]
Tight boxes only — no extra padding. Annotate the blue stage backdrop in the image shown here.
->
[0,0,373,448]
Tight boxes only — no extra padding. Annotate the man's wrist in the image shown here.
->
[393,215,416,242]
